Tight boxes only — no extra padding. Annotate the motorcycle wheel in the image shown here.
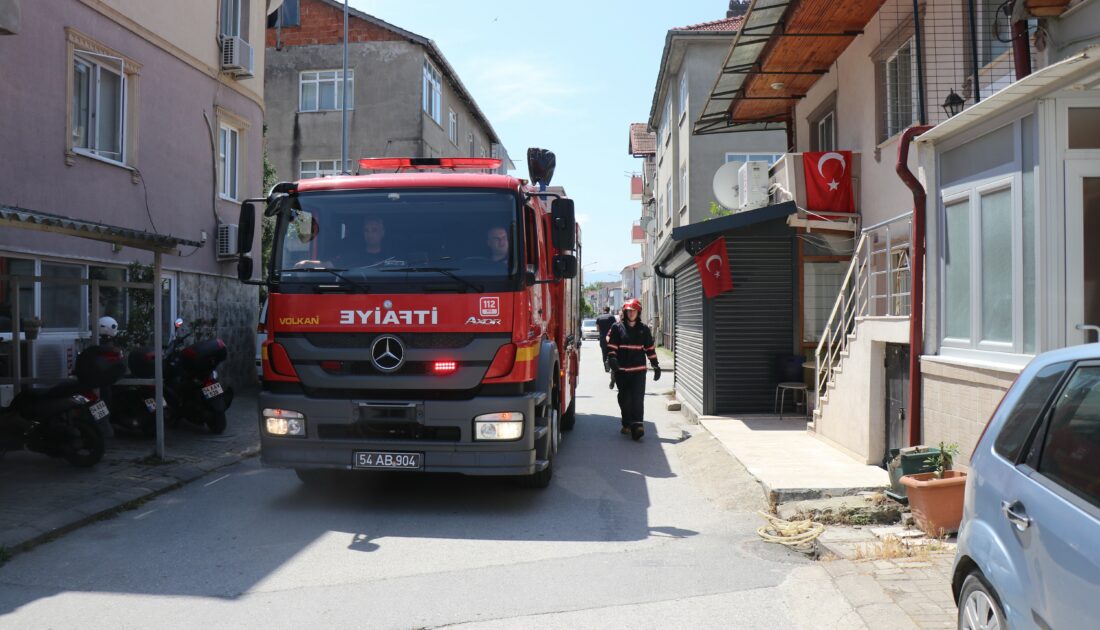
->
[64,418,105,467]
[206,408,227,434]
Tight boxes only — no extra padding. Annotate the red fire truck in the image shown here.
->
[235,149,581,488]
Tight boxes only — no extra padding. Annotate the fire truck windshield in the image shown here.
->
[274,188,521,293]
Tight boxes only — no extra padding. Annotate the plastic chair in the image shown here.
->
[774,382,808,420]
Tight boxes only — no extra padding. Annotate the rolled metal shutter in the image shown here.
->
[712,236,793,413]
[674,263,705,414]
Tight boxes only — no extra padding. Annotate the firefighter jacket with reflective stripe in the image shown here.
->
[606,321,658,373]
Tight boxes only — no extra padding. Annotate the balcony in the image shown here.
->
[770,153,861,232]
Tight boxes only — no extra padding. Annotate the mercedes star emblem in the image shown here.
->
[370,334,406,373]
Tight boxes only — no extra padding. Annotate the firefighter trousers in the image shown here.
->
[614,370,647,428]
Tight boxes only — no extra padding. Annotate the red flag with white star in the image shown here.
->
[694,237,733,299]
[802,151,854,213]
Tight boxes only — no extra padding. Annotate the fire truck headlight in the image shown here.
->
[473,412,523,441]
[263,408,306,437]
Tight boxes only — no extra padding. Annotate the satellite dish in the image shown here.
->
[712,161,742,211]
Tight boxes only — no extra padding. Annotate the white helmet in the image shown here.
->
[98,316,119,338]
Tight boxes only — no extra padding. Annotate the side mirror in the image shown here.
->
[551,198,576,251]
[237,256,254,282]
[553,254,577,279]
[238,201,257,256]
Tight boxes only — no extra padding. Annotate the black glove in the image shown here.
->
[607,357,619,372]
[652,365,662,381]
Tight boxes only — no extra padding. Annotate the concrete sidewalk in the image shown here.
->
[0,390,259,555]
[698,415,889,504]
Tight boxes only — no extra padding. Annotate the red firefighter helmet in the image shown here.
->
[623,298,642,313]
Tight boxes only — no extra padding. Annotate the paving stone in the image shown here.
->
[836,573,891,607]
[822,558,858,577]
[855,603,921,630]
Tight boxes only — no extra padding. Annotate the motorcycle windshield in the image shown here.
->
[273,188,522,294]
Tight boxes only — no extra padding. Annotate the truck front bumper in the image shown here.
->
[257,390,547,476]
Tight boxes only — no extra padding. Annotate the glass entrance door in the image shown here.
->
[1066,162,1100,345]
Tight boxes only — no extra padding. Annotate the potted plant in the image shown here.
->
[20,316,42,341]
[900,442,967,535]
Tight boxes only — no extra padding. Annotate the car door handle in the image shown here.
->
[1001,500,1032,531]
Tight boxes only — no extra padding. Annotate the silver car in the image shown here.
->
[953,343,1100,629]
[581,318,599,340]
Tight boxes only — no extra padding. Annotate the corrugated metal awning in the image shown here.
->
[0,205,202,254]
[694,0,883,136]
[916,47,1100,145]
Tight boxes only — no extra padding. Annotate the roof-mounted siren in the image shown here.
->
[527,148,556,192]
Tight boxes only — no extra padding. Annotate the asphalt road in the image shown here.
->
[0,343,861,629]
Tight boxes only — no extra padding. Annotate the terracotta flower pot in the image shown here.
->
[900,470,968,536]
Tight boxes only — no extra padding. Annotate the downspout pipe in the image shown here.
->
[1012,20,1033,80]
[896,124,933,447]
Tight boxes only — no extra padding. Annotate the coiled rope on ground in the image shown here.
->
[757,511,826,553]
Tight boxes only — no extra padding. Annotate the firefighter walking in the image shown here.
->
[606,299,661,441]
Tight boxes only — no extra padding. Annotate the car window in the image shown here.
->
[1036,365,1100,509]
[583,319,596,326]
[993,361,1071,462]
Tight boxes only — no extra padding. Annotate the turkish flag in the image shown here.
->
[694,237,733,298]
[802,151,855,213]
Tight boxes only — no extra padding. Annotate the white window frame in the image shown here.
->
[679,162,688,212]
[662,96,672,145]
[939,172,1026,360]
[220,0,241,38]
[448,109,458,145]
[665,180,673,225]
[219,123,240,201]
[724,152,783,165]
[816,111,836,152]
[298,70,353,113]
[423,61,442,125]
[678,73,689,123]
[884,38,917,140]
[299,159,347,179]
[72,50,127,165]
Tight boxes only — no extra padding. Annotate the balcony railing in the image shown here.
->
[815,211,913,410]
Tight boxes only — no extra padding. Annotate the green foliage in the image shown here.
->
[114,262,155,351]
[581,300,595,318]
[709,201,732,219]
[924,442,960,478]
[260,125,279,304]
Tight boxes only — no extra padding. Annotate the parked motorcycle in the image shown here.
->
[118,319,234,435]
[0,344,125,467]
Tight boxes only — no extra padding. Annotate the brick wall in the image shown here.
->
[920,359,1017,467]
[266,0,406,48]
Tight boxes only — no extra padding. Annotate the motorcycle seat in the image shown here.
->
[11,382,86,419]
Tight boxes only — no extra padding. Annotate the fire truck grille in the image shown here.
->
[298,333,481,349]
[317,422,461,442]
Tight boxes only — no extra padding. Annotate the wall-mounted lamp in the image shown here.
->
[942,89,965,118]
[770,82,785,91]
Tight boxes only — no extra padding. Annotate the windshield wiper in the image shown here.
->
[277,267,371,292]
[382,266,484,293]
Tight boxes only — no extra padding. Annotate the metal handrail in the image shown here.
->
[814,212,915,414]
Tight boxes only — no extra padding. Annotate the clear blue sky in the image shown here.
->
[351,0,732,282]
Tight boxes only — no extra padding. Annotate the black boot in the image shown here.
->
[630,422,644,441]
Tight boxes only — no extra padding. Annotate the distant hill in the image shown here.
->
[581,271,621,283]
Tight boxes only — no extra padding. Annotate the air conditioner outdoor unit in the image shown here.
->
[738,161,770,211]
[34,340,76,381]
[216,223,239,260]
[220,36,254,77]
